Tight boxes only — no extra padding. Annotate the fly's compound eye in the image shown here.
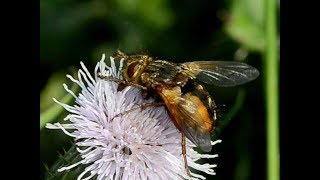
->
[127,62,139,78]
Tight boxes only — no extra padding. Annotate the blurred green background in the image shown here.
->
[40,0,279,179]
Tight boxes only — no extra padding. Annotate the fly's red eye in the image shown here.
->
[127,62,139,78]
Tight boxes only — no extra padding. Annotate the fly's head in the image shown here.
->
[114,50,152,83]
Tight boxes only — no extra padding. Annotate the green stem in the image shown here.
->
[211,89,245,141]
[222,89,245,123]
[265,0,279,179]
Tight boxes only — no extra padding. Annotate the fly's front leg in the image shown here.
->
[97,74,148,91]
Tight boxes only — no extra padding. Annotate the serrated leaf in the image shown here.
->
[44,145,89,180]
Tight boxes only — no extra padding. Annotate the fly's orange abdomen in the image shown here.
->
[183,93,213,133]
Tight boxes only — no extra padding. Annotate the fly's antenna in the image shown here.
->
[114,49,128,60]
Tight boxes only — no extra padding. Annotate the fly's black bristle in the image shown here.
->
[181,79,195,94]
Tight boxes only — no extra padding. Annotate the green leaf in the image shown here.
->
[114,0,173,29]
[40,71,78,130]
[225,0,266,52]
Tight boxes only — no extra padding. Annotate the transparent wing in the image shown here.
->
[182,61,259,87]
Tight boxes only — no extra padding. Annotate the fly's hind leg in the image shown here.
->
[182,133,191,177]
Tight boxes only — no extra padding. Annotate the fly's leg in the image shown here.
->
[97,74,148,91]
[182,133,191,177]
[112,102,165,120]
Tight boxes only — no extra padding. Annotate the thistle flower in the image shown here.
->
[46,54,222,180]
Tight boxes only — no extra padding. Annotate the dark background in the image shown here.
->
[40,0,279,179]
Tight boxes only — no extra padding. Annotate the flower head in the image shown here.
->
[46,54,221,180]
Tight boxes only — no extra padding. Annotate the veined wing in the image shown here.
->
[181,61,259,87]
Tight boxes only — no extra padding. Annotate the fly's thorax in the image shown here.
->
[143,60,189,87]
[171,72,190,87]
[140,72,159,88]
